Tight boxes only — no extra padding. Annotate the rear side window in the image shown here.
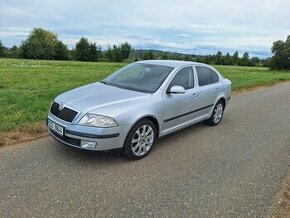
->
[210,70,219,83]
[196,66,219,86]
[169,66,194,90]
[196,66,211,86]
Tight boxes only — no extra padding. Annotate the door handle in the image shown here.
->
[192,93,199,98]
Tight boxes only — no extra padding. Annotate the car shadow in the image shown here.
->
[50,120,221,164]
[52,143,127,164]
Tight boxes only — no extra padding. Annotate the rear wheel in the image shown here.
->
[207,100,224,126]
[123,119,157,160]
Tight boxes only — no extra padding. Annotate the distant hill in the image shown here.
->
[132,49,203,60]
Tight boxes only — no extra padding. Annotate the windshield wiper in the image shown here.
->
[100,80,108,85]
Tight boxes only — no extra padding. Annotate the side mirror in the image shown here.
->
[168,85,186,94]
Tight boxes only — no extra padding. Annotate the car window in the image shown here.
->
[169,67,194,90]
[196,66,219,86]
[196,66,211,86]
[103,63,173,93]
[210,69,219,83]
[117,64,142,80]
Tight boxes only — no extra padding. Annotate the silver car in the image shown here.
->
[47,60,231,159]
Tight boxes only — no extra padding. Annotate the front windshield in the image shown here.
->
[102,63,174,93]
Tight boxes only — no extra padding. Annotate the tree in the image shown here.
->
[105,46,112,61]
[112,45,122,62]
[147,50,154,59]
[4,45,20,58]
[11,45,19,58]
[214,51,223,65]
[0,41,4,57]
[271,36,290,70]
[203,55,213,64]
[143,52,149,60]
[184,55,189,61]
[161,52,169,60]
[120,42,131,60]
[105,43,131,62]
[263,57,272,67]
[224,52,232,65]
[89,43,101,61]
[54,41,68,60]
[75,37,91,61]
[75,38,102,62]
[232,51,239,65]
[240,52,250,66]
[20,28,59,59]
[250,57,260,66]
[68,49,75,60]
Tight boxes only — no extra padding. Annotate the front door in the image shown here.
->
[162,66,200,132]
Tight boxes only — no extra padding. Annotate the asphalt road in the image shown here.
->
[1,83,290,217]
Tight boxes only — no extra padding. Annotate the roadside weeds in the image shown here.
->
[268,172,290,217]
[0,123,48,147]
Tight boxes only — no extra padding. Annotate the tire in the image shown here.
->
[207,100,225,126]
[123,119,157,160]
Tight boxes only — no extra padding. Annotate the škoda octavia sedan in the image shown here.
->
[47,60,231,160]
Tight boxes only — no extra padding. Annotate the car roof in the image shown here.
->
[136,60,209,68]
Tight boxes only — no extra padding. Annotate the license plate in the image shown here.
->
[48,119,64,136]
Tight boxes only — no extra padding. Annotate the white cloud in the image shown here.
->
[1,0,289,57]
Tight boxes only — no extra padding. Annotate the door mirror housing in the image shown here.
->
[168,85,186,94]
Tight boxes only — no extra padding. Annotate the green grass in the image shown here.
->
[1,58,290,132]
[0,59,125,132]
[214,65,290,90]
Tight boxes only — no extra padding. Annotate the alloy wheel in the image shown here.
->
[213,103,223,124]
[131,125,154,156]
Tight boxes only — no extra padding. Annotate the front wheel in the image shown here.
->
[123,119,157,160]
[207,100,225,126]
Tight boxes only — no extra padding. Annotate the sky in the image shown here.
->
[1,0,289,58]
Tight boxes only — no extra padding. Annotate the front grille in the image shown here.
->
[50,102,78,122]
[50,129,81,147]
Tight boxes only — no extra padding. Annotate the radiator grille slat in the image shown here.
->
[50,102,78,122]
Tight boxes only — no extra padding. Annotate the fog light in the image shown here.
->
[81,140,97,148]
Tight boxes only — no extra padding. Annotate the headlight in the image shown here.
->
[79,114,118,127]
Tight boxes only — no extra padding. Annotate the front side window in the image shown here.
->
[103,63,174,93]
[169,67,194,90]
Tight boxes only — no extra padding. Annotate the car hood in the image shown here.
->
[55,82,151,113]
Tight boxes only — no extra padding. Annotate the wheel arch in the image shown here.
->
[131,115,160,138]
[218,97,226,107]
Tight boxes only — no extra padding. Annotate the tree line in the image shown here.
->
[0,28,131,62]
[0,28,289,69]
[137,50,269,67]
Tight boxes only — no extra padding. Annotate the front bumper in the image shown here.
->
[46,113,130,151]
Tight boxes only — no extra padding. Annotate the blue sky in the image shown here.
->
[1,0,289,58]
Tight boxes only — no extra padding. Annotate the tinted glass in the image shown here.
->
[169,67,194,90]
[210,70,219,83]
[196,66,211,86]
[103,63,173,93]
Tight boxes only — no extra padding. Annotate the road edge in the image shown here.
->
[1,80,290,147]
[268,171,290,217]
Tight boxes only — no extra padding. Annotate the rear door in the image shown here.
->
[194,66,220,116]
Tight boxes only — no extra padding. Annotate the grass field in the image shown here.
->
[1,58,290,135]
